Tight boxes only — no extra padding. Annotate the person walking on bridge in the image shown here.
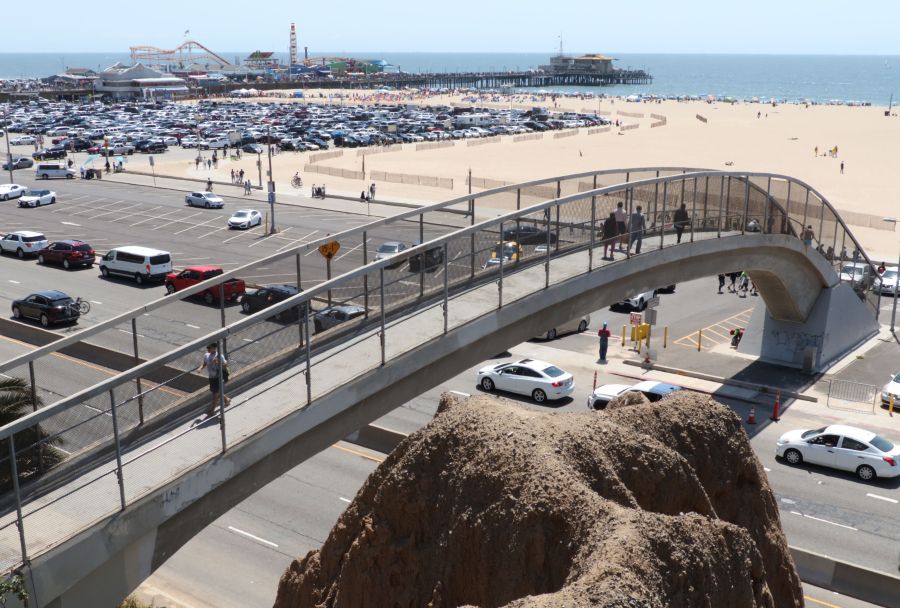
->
[673,203,689,243]
[614,201,627,252]
[602,211,618,260]
[199,343,230,417]
[629,205,646,254]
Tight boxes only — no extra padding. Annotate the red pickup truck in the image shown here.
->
[165,266,246,305]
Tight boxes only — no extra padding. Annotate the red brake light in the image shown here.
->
[551,381,563,387]
[884,457,897,467]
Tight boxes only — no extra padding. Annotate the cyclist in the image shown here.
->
[292,172,303,187]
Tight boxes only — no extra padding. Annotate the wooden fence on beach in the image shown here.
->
[553,129,579,139]
[416,141,455,152]
[467,138,501,147]
[696,114,708,123]
[370,170,453,189]
[357,145,402,157]
[587,126,611,135]
[617,110,645,118]
[309,150,344,164]
[304,164,364,180]
[513,133,543,143]
[619,123,640,132]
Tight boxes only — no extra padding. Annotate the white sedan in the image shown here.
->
[18,189,57,208]
[883,372,900,407]
[0,184,27,201]
[10,136,35,145]
[476,358,574,403]
[227,209,262,229]
[185,191,224,208]
[776,424,900,481]
[587,380,682,410]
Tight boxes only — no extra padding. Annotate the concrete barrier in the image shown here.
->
[790,546,900,607]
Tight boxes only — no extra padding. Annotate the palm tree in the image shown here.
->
[0,377,62,490]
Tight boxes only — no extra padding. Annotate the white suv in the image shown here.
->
[0,231,49,258]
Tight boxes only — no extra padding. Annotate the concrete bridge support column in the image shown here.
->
[738,282,878,372]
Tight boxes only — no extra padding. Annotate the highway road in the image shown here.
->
[136,277,897,608]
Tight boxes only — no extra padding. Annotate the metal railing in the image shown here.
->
[0,170,878,574]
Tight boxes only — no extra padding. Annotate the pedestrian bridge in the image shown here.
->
[0,169,880,607]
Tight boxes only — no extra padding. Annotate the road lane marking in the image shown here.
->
[790,511,857,531]
[764,467,771,472]
[8,280,20,284]
[226,526,279,548]
[186,324,201,329]
[331,444,384,463]
[339,497,352,503]
[804,596,843,608]
[60,221,81,227]
[780,498,796,504]
[866,493,898,504]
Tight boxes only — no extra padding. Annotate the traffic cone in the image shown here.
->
[769,390,781,422]
[747,407,757,424]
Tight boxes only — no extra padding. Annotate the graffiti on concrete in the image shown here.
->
[771,329,825,353]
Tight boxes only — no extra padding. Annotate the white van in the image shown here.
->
[99,246,173,285]
[35,163,76,180]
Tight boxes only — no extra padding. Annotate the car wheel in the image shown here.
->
[546,328,557,340]
[41,174,49,180]
[50,197,56,204]
[1,194,6,201]
[241,301,251,313]
[480,377,495,392]
[203,292,215,305]
[577,319,588,333]
[12,306,21,319]
[205,201,211,209]
[40,314,49,328]
[63,259,70,270]
[783,449,803,465]
[134,273,144,285]
[532,388,547,403]
[857,465,876,481]
[165,283,176,294]
[639,298,646,311]
[100,266,109,277]
[37,254,45,265]
[66,175,72,179]
[16,248,24,259]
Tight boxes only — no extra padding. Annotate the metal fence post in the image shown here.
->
[362,231,369,319]
[303,305,312,405]
[801,189,810,236]
[296,253,304,345]
[784,181,792,235]
[8,438,28,566]
[742,177,750,235]
[216,340,227,453]
[690,177,697,243]
[442,242,449,334]
[108,389,127,509]
[763,177,771,234]
[717,178,725,239]
[625,188,632,259]
[660,180,668,249]
[379,268,386,366]
[589,192,596,271]
[516,188,521,211]
[130,318,145,425]
[498,221,504,308]
[544,207,551,289]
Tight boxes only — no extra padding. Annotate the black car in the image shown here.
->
[11,290,80,327]
[241,143,264,154]
[408,242,444,273]
[32,148,66,160]
[239,284,307,320]
[2,157,33,170]
[501,224,558,245]
[135,141,167,153]
[313,305,366,333]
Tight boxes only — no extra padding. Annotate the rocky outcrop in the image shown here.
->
[274,392,802,608]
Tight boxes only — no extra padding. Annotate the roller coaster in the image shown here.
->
[129,40,232,71]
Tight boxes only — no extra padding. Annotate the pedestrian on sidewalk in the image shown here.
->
[598,322,611,362]
[369,182,376,200]
[673,203,689,244]
[717,274,725,294]
[840,161,844,174]
[244,179,252,195]
[239,169,244,182]
[614,201,627,251]
[602,211,618,260]
[738,271,750,297]
[629,204,646,254]
[230,169,235,183]
[199,343,230,417]
[728,271,739,292]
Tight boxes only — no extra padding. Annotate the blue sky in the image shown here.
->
[2,0,898,54]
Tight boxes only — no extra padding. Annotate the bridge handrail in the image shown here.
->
[0,166,700,377]
[0,169,869,441]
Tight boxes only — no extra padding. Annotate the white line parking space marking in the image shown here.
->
[173,215,221,235]
[866,493,898,504]
[117,328,146,338]
[780,498,796,505]
[339,497,352,503]
[131,209,181,227]
[90,202,142,220]
[198,226,228,239]
[110,205,162,223]
[276,230,319,253]
[8,280,20,284]
[186,324,201,329]
[226,526,279,548]
[60,221,81,227]
[789,511,857,531]
[153,212,202,231]
[249,227,291,248]
[335,238,368,261]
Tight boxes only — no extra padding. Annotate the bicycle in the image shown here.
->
[69,297,90,316]
[291,175,303,189]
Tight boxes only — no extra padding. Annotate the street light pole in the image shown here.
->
[266,124,276,234]
[3,112,13,184]
[883,217,899,333]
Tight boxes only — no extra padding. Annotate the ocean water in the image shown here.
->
[1,52,898,106]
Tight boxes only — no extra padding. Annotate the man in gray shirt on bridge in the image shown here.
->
[629,204,646,254]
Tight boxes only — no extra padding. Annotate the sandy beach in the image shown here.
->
[144,90,900,260]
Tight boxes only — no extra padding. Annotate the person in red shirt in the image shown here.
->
[598,321,612,362]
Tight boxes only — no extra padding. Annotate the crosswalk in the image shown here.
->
[674,307,754,349]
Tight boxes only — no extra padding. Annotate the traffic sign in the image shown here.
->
[645,296,660,309]
[318,241,340,259]
[630,312,643,326]
[644,309,658,326]
[148,156,154,167]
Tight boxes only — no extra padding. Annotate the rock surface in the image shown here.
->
[274,392,802,608]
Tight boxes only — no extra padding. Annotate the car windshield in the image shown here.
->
[883,270,898,281]
[378,244,400,254]
[23,236,44,242]
[234,211,249,218]
[23,190,40,196]
[73,244,92,252]
[800,427,828,439]
[542,366,564,377]
[893,373,900,382]
[840,265,864,277]
[870,435,894,452]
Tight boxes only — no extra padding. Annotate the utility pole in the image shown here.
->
[267,124,276,234]
[3,112,13,184]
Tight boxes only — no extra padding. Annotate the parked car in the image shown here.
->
[875,269,899,295]
[882,372,900,407]
[165,266,246,305]
[314,305,366,333]
[501,224,557,245]
[776,424,900,480]
[0,231,49,258]
[616,289,657,311]
[476,358,574,403]
[839,262,876,289]
[534,314,590,341]
[135,140,167,153]
[18,189,56,208]
[374,241,408,268]
[408,242,444,272]
[491,241,522,263]
[11,290,80,327]
[34,163,76,179]
[99,246,173,284]
[239,284,306,320]
[2,157,33,170]
[0,184,27,200]
[241,143,264,154]
[227,209,262,229]
[185,191,225,208]
[587,381,682,410]
[37,240,96,269]
[31,148,66,160]
[10,136,36,145]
